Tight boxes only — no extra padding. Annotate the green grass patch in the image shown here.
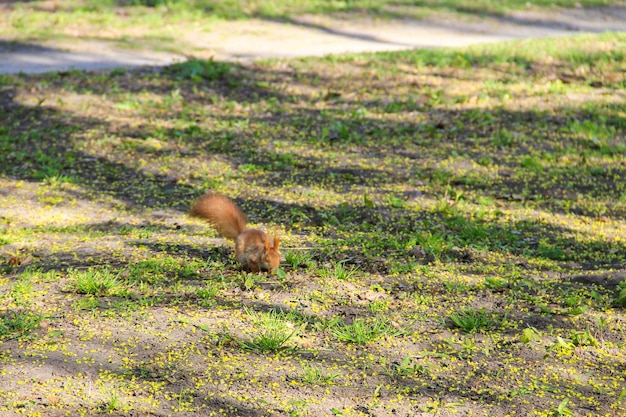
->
[67,267,127,296]
[165,59,232,82]
[238,307,302,352]
[331,317,405,345]
[300,364,341,385]
[448,307,497,333]
[318,260,358,281]
[0,310,44,340]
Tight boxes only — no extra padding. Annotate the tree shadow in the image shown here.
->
[276,16,418,47]
[0,40,180,75]
[2,59,625,272]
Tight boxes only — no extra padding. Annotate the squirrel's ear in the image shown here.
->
[273,236,280,250]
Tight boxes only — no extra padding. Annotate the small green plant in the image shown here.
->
[239,307,301,352]
[363,192,375,208]
[0,310,43,340]
[520,155,544,172]
[548,398,573,417]
[548,336,576,355]
[319,260,357,281]
[368,299,391,313]
[286,399,309,417]
[520,327,541,344]
[331,317,403,345]
[42,173,74,186]
[448,308,495,333]
[73,295,100,311]
[384,355,429,377]
[569,327,598,347]
[425,87,445,107]
[20,267,61,283]
[386,195,405,208]
[10,279,34,306]
[460,336,478,356]
[595,316,609,343]
[490,129,515,147]
[238,163,262,174]
[443,279,470,294]
[284,250,313,270]
[172,388,198,413]
[484,276,508,290]
[414,231,449,259]
[166,58,231,81]
[101,390,123,413]
[612,280,626,306]
[301,365,341,385]
[67,267,126,296]
[242,272,263,291]
[196,282,219,301]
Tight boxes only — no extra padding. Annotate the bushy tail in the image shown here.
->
[190,193,247,240]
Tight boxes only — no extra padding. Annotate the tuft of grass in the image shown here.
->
[284,249,314,270]
[73,296,100,311]
[448,307,496,333]
[612,280,626,306]
[238,307,301,352]
[128,257,203,284]
[100,390,124,413]
[67,267,127,296]
[196,282,219,300]
[0,310,44,340]
[166,59,231,82]
[414,231,449,260]
[548,336,576,355]
[548,398,573,417]
[484,276,508,290]
[384,355,430,377]
[301,365,341,385]
[520,327,542,344]
[569,327,598,347]
[319,260,357,281]
[331,317,404,345]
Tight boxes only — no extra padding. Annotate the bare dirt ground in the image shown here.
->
[1,6,625,74]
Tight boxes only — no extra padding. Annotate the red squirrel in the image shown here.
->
[190,193,280,273]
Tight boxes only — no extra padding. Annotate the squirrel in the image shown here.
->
[190,192,280,273]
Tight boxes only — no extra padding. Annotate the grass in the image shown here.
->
[300,364,341,385]
[238,307,302,352]
[448,307,496,333]
[0,310,43,340]
[165,59,232,82]
[284,249,314,270]
[383,355,430,377]
[0,24,625,416]
[67,267,127,296]
[331,317,405,345]
[318,260,358,281]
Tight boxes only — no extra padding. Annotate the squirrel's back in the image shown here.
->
[190,193,247,240]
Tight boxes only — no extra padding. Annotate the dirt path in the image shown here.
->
[1,6,625,74]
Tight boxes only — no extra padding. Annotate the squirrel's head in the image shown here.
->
[262,235,281,273]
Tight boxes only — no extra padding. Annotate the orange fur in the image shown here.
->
[190,193,280,273]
